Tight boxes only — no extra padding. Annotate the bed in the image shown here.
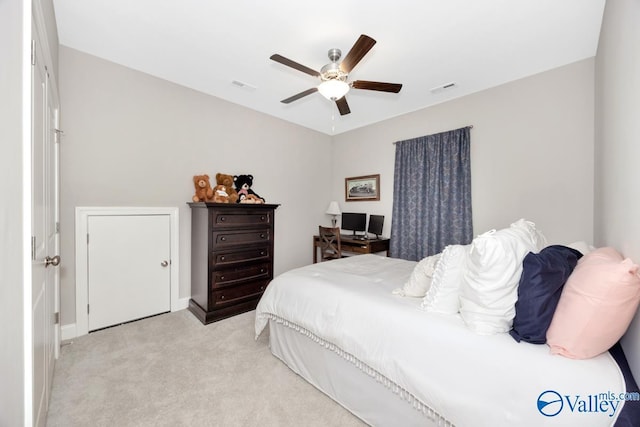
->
[255,224,640,427]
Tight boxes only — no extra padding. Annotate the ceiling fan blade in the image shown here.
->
[340,34,376,73]
[281,87,318,104]
[335,97,351,115]
[270,54,321,77]
[351,80,403,93]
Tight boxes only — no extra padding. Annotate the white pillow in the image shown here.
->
[421,245,470,313]
[511,218,548,251]
[393,253,441,297]
[459,219,544,334]
[565,240,595,255]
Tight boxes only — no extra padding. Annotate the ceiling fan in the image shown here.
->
[270,34,402,116]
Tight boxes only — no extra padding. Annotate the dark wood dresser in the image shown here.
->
[188,202,279,324]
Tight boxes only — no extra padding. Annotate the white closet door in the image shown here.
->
[87,214,171,331]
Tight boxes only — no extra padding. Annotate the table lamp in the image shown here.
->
[325,201,341,227]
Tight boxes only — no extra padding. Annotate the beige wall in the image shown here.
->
[59,48,597,330]
[595,0,640,379]
[332,59,595,245]
[58,46,332,325]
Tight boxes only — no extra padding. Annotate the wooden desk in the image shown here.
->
[313,235,390,263]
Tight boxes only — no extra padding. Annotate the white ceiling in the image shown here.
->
[53,0,606,136]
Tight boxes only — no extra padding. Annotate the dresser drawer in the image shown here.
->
[211,280,269,307]
[212,229,271,247]
[211,247,270,268]
[212,263,270,288]
[211,209,272,229]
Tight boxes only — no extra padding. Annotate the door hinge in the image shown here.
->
[87,233,89,244]
[54,312,60,325]
[55,222,60,233]
[31,236,36,260]
[87,304,90,314]
[53,128,63,144]
[31,39,35,66]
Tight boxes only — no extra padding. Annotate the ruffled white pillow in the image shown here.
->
[512,218,547,251]
[459,219,546,334]
[421,245,470,313]
[393,253,441,297]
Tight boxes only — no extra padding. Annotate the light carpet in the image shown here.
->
[46,309,365,427]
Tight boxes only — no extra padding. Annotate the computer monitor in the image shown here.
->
[341,212,366,236]
[367,215,384,238]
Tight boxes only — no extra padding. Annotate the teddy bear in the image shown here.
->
[211,184,230,203]
[233,174,265,203]
[215,172,239,203]
[192,174,214,202]
[239,193,264,204]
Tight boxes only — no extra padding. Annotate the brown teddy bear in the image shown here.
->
[215,172,239,203]
[212,184,230,203]
[192,174,214,202]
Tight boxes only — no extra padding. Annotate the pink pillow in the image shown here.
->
[546,247,640,359]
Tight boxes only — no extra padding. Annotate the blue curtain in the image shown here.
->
[390,126,473,261]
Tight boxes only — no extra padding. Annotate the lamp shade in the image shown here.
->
[318,80,349,100]
[325,201,341,216]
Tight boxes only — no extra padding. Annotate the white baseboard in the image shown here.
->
[61,297,191,340]
[174,297,190,311]
[61,323,77,341]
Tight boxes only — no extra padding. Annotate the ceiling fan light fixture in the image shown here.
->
[318,79,350,100]
[271,34,399,115]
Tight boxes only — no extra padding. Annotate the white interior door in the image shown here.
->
[46,102,60,370]
[87,214,171,331]
[31,35,60,427]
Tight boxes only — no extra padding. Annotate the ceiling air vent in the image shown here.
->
[231,80,257,90]
[430,81,457,94]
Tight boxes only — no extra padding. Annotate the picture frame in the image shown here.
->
[345,174,380,202]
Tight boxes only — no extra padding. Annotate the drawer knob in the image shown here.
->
[260,286,265,291]
[260,234,266,239]
[220,295,225,300]
[220,216,226,222]
[221,237,226,241]
[220,256,226,261]
[261,216,266,221]
[260,251,265,256]
[260,269,265,273]
[220,276,225,280]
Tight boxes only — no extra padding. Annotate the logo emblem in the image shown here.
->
[538,390,563,417]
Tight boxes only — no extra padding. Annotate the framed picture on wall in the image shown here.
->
[345,174,380,202]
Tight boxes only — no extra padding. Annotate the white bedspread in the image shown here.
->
[255,255,627,427]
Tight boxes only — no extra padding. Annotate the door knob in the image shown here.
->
[44,255,60,267]
[161,260,169,267]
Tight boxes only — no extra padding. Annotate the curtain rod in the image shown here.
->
[392,125,473,145]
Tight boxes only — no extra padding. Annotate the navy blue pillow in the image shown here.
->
[509,245,583,344]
